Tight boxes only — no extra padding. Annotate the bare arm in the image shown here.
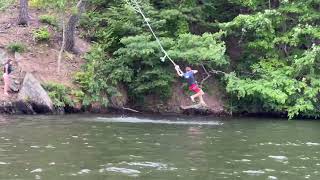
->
[192,70,198,74]
[175,65,184,77]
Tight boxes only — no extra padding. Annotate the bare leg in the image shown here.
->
[198,94,207,106]
[190,96,195,102]
[191,90,207,106]
[191,92,201,101]
[191,90,204,102]
[198,90,207,106]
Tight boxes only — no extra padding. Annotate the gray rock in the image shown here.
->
[5,23,11,29]
[0,48,8,65]
[9,82,19,92]
[14,52,23,61]
[13,101,34,114]
[17,73,54,114]
[9,78,20,92]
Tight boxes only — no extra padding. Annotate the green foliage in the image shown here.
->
[73,45,110,106]
[0,0,14,11]
[39,15,58,27]
[36,0,79,23]
[70,89,85,104]
[37,0,72,11]
[222,0,320,118]
[43,82,75,108]
[6,42,26,53]
[77,0,229,104]
[33,27,51,42]
[77,0,320,118]
[168,32,228,67]
[227,0,268,10]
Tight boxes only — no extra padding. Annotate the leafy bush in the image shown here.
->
[73,71,92,92]
[43,82,74,108]
[79,12,103,40]
[70,89,85,103]
[33,27,51,42]
[221,1,320,118]
[73,54,110,107]
[39,15,57,27]
[6,42,26,53]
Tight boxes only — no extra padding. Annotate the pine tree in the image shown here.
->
[64,0,87,52]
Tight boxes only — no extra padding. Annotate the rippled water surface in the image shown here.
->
[0,115,319,180]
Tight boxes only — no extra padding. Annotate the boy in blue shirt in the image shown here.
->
[175,65,207,106]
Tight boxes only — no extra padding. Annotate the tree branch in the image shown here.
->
[57,18,66,73]
[199,65,230,87]
[209,69,228,75]
[284,44,289,57]
[122,107,140,113]
[200,64,211,87]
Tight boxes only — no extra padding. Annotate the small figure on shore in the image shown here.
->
[3,59,13,96]
[175,65,207,106]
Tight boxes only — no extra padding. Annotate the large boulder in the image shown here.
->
[17,73,54,114]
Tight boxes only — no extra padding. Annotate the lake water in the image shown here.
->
[0,115,319,180]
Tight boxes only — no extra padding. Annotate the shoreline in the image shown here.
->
[0,100,294,120]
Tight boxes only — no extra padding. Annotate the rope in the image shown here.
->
[130,0,177,67]
[130,0,228,78]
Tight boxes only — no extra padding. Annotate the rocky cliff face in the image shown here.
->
[127,80,227,116]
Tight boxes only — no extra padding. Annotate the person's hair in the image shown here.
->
[6,59,12,64]
[185,67,192,71]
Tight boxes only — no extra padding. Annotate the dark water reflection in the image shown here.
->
[0,115,319,180]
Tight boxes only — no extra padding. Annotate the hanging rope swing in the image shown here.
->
[129,0,228,83]
[129,0,178,67]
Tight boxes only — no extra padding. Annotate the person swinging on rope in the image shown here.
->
[175,65,207,106]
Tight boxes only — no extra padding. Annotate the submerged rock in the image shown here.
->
[0,101,18,114]
[179,103,226,116]
[9,78,20,92]
[180,104,214,116]
[17,73,54,114]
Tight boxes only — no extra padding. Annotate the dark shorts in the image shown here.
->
[189,84,201,93]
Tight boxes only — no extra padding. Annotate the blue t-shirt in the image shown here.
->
[183,71,196,86]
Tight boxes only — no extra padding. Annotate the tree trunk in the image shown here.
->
[57,19,66,74]
[64,0,86,52]
[18,0,29,26]
[269,0,271,9]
